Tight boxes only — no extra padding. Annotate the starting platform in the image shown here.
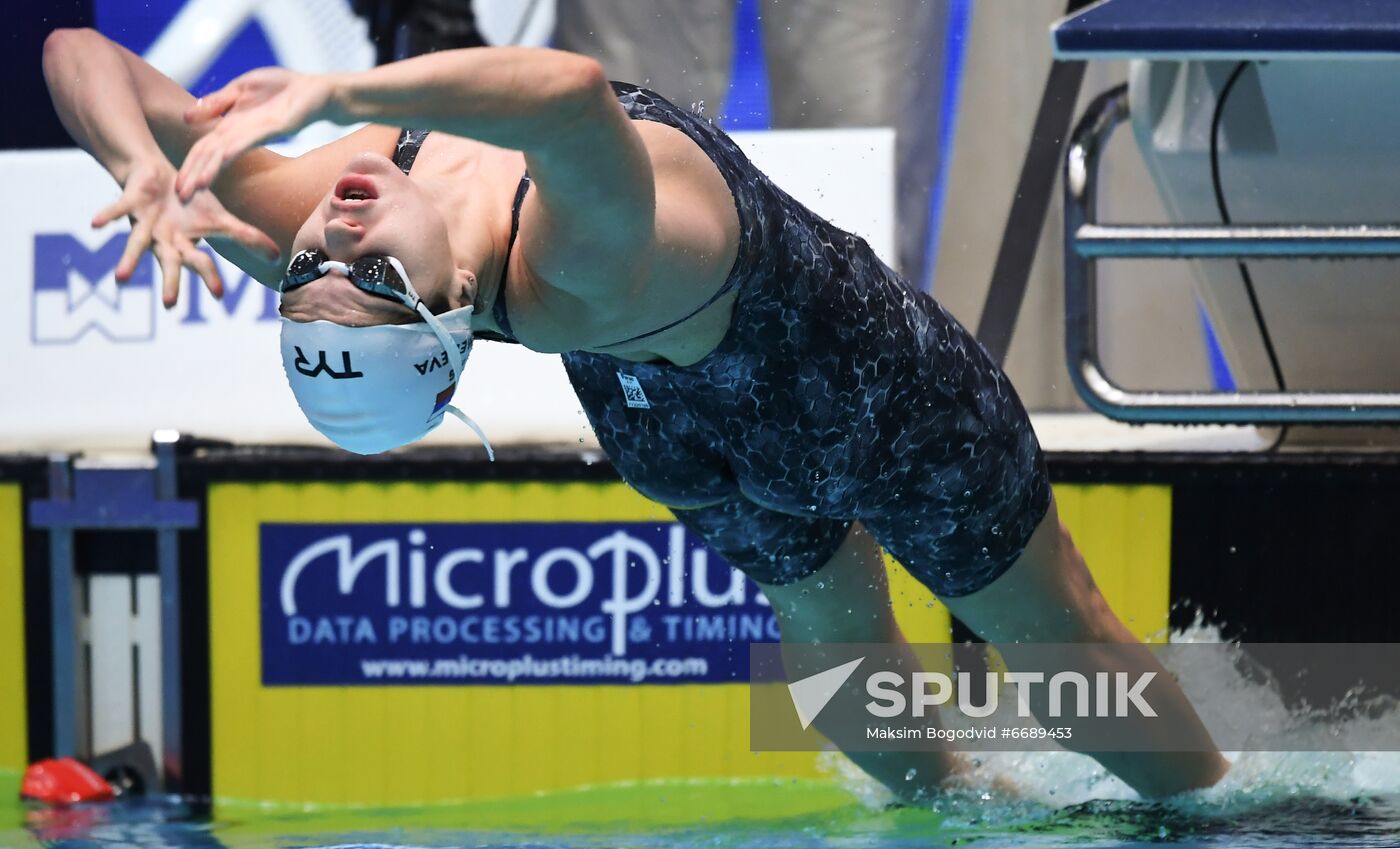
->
[1051,0,1400,426]
[1055,0,1400,61]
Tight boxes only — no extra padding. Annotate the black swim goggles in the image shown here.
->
[279,248,427,312]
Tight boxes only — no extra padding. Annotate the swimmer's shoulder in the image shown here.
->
[498,116,741,361]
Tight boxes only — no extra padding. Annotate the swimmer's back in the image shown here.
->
[561,84,1050,597]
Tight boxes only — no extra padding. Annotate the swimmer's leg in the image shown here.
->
[757,523,965,804]
[670,502,962,803]
[937,496,1229,797]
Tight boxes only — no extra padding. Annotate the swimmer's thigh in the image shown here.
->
[677,502,903,643]
[670,496,851,588]
[753,522,905,643]
[939,494,1135,645]
[862,447,1052,600]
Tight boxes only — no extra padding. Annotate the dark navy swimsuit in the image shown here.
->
[435,83,1051,597]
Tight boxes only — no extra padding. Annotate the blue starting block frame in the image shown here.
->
[1055,0,1400,61]
[1052,0,1400,424]
[29,434,199,790]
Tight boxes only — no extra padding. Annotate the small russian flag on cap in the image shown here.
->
[432,383,456,417]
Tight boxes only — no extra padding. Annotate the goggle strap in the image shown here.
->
[443,404,495,462]
[415,301,494,462]
[413,301,465,381]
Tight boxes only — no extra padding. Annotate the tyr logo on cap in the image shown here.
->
[293,346,365,380]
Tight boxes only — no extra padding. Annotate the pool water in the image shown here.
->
[4,622,1399,849]
[3,756,1398,849]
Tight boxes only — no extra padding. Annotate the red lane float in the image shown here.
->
[20,758,115,805]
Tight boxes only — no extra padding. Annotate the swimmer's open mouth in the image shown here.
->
[333,175,379,207]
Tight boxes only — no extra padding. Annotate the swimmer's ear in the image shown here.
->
[454,268,478,312]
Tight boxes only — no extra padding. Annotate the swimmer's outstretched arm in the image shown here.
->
[177,48,681,298]
[42,28,280,304]
[43,30,180,188]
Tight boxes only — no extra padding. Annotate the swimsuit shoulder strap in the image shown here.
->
[492,82,756,350]
[589,82,750,351]
[487,173,532,344]
[393,128,431,174]
[595,275,741,349]
[395,126,526,345]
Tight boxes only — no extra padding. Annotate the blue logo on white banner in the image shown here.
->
[261,522,778,686]
[31,233,280,346]
[32,234,157,344]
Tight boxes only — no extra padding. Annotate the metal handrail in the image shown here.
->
[1063,85,1400,424]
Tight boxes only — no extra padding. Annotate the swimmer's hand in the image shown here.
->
[93,159,281,308]
[177,68,333,201]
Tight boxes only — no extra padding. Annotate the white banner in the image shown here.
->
[2,129,893,452]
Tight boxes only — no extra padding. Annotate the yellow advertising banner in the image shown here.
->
[0,484,27,775]
[207,479,1165,806]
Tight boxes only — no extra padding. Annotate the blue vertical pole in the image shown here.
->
[922,0,973,292]
[153,433,183,791]
[45,457,78,758]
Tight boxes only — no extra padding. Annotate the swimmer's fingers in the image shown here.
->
[154,242,184,309]
[91,194,133,230]
[182,68,284,125]
[114,215,155,283]
[175,135,221,200]
[176,233,224,299]
[91,194,152,282]
[178,127,264,200]
[179,70,328,199]
[178,90,281,198]
[184,86,239,125]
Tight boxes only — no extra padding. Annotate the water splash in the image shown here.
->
[817,616,1400,840]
